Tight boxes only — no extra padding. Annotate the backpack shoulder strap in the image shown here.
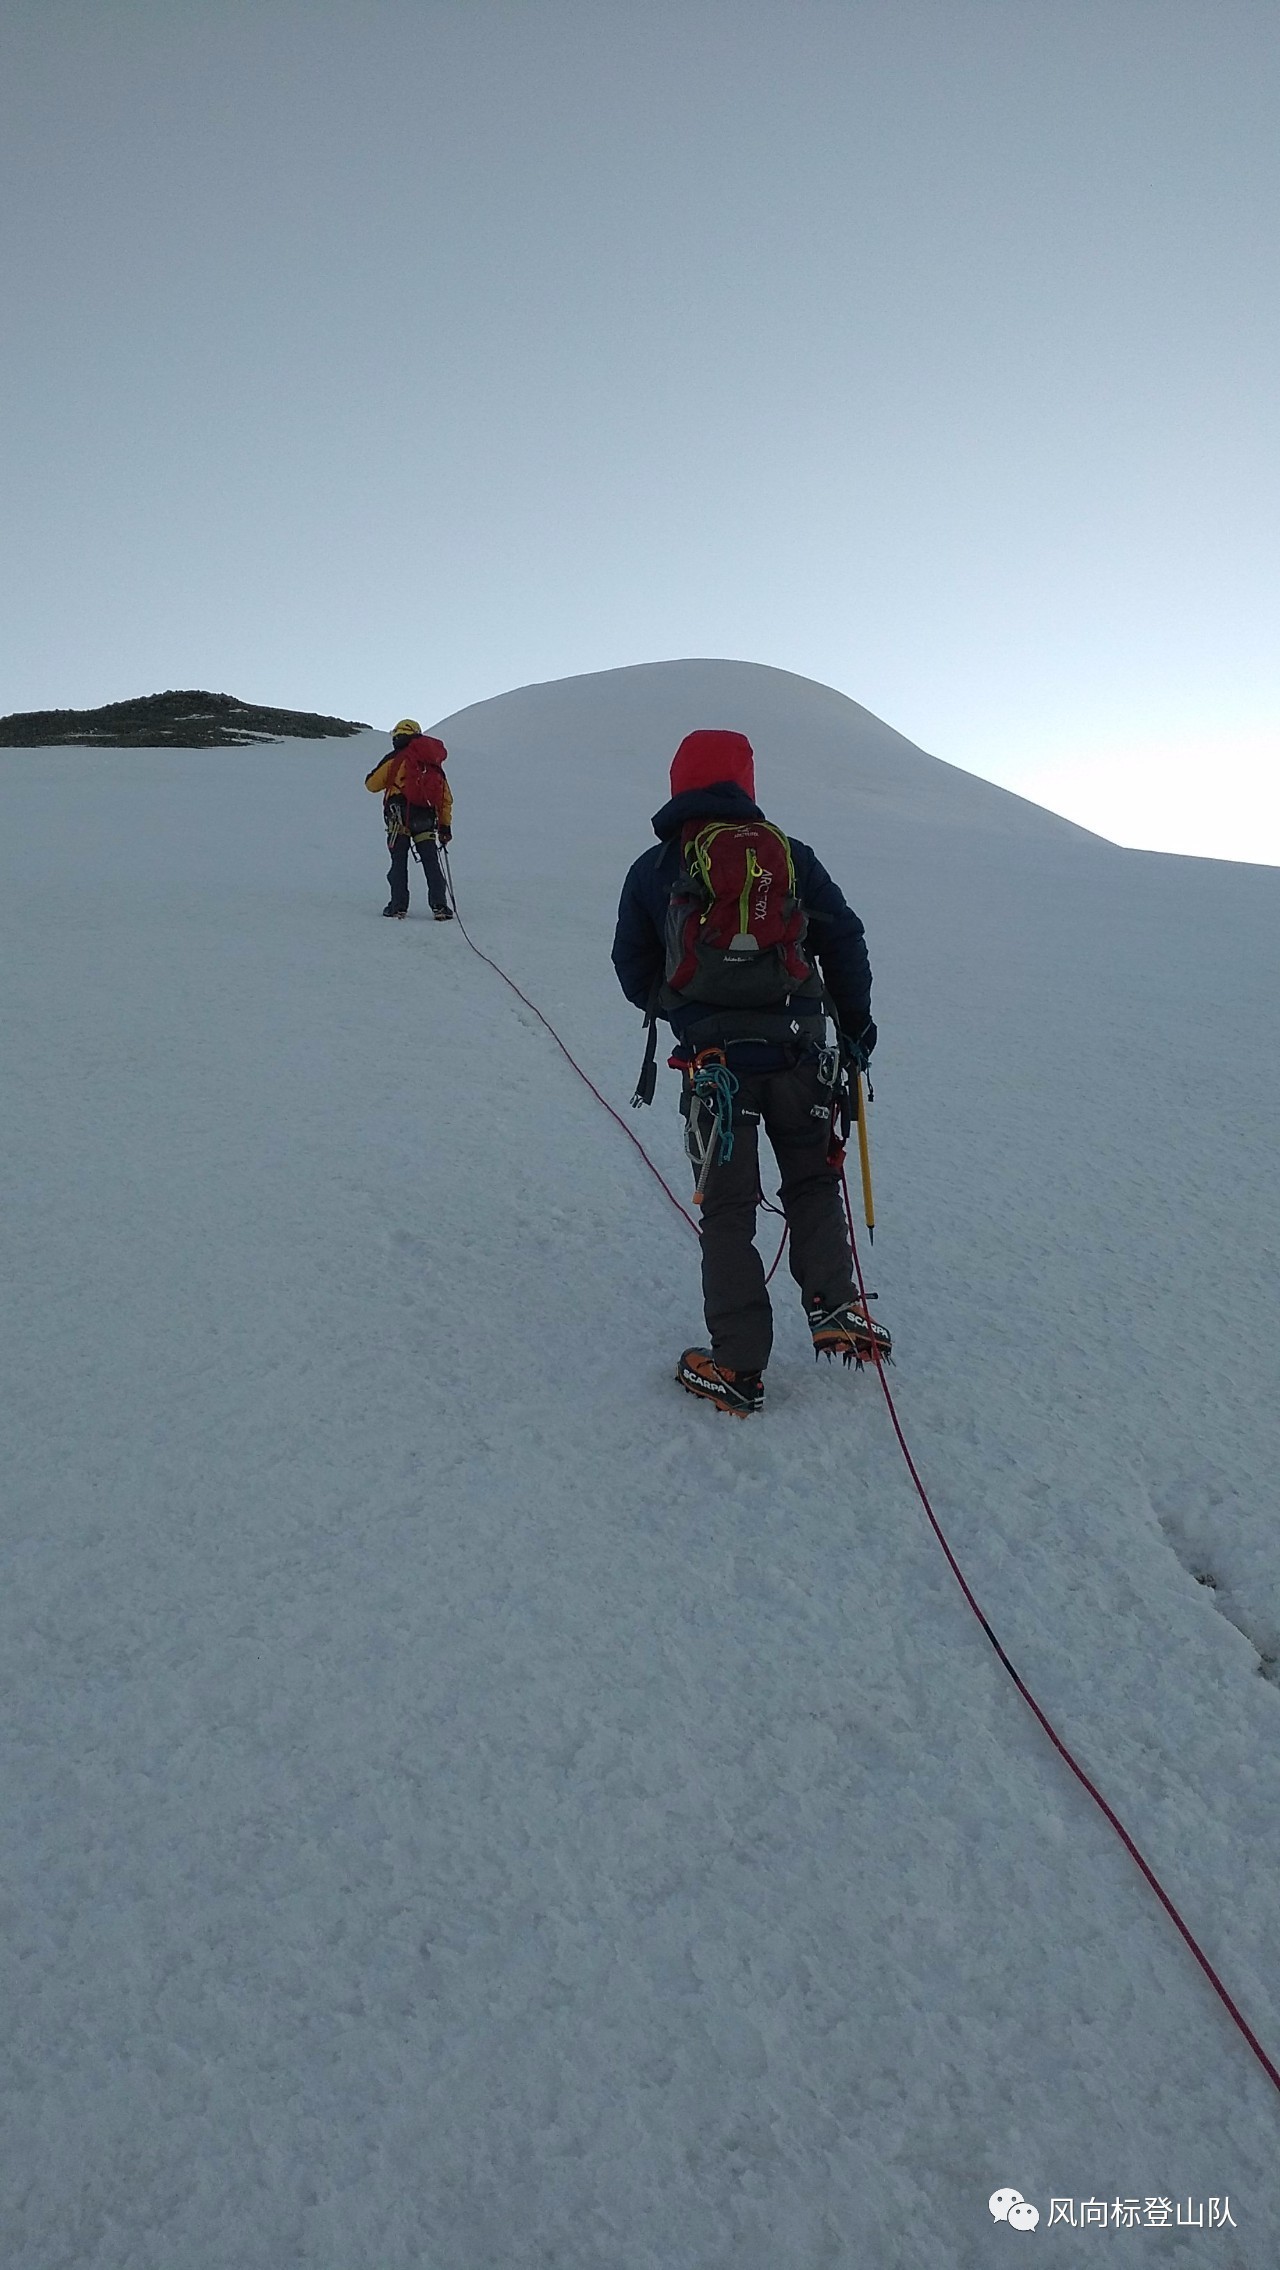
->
[631,977,662,1107]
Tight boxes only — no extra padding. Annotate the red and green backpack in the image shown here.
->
[661,817,811,1009]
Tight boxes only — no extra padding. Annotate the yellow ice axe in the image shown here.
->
[854,1067,876,1241]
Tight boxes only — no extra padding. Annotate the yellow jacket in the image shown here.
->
[365,743,453,832]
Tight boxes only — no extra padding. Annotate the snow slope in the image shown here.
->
[3,659,1278,2267]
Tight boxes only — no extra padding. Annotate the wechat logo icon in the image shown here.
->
[990,2187,1040,2231]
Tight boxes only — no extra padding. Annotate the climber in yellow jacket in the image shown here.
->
[365,720,454,920]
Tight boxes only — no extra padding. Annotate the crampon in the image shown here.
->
[808,1297,893,1369]
[676,1347,764,1415]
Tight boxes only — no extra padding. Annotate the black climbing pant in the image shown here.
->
[684,1054,856,1375]
[386,804,448,914]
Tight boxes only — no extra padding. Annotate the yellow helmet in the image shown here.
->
[391,717,421,740]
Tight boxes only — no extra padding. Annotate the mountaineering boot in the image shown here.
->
[807,1297,893,1367]
[676,1347,764,1415]
[433,905,455,921]
[383,903,408,918]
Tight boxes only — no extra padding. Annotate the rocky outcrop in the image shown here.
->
[0,690,370,747]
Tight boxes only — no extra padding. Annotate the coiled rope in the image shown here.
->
[439,850,1280,2102]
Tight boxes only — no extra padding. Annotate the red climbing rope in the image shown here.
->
[442,853,697,1231]
[440,851,1280,2102]
[837,1168,1280,2100]
[442,849,787,1273]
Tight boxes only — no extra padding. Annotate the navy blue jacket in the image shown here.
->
[611,782,875,1061]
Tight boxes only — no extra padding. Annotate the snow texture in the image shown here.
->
[3,658,1278,2266]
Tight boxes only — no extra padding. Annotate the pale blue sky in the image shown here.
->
[2,1,1276,857]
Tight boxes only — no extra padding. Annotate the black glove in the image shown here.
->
[840,1019,877,1069]
[438,825,452,846]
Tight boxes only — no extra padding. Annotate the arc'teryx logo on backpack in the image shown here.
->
[749,855,773,929]
[662,818,811,1009]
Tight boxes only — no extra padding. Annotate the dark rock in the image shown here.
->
[0,690,371,747]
